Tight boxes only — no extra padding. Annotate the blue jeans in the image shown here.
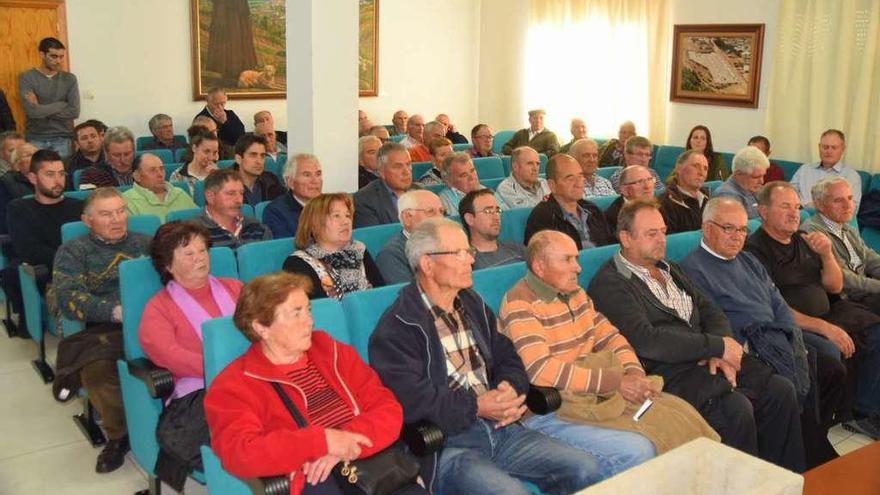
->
[522,412,655,477]
[29,136,72,159]
[436,418,601,495]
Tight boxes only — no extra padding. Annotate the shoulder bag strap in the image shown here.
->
[270,382,308,428]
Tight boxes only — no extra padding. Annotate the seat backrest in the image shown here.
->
[341,283,406,360]
[858,170,871,196]
[64,190,90,201]
[73,169,83,190]
[18,264,45,342]
[166,208,202,223]
[452,143,473,152]
[473,156,505,180]
[538,153,548,174]
[577,243,619,287]
[194,181,206,206]
[498,207,532,244]
[352,223,402,258]
[774,160,802,181]
[411,161,433,179]
[217,160,235,169]
[501,156,512,176]
[61,214,162,243]
[255,201,271,222]
[236,237,293,282]
[705,180,723,193]
[241,204,255,218]
[653,145,685,182]
[665,230,702,262]
[174,148,188,162]
[590,195,620,211]
[424,183,445,195]
[480,177,504,191]
[472,261,527,313]
[164,163,180,180]
[492,130,516,155]
[596,166,621,180]
[390,134,405,143]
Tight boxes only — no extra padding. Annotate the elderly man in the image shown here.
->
[195,88,245,147]
[713,146,770,219]
[79,126,136,189]
[263,153,322,239]
[369,217,600,495]
[608,136,663,193]
[353,142,417,227]
[358,135,382,189]
[375,189,444,283]
[436,113,468,144]
[500,230,657,476]
[121,153,196,222]
[358,109,372,137]
[588,199,806,471]
[0,131,23,175]
[254,123,285,161]
[437,152,483,214]
[369,125,391,144]
[559,118,588,154]
[502,109,560,157]
[232,134,282,207]
[570,138,614,198]
[400,115,428,156]
[681,197,846,467]
[52,188,152,473]
[460,189,525,270]
[598,121,636,166]
[416,137,453,186]
[469,124,498,158]
[605,165,656,234]
[1,141,39,201]
[748,135,785,183]
[791,129,862,209]
[495,146,550,209]
[525,154,614,249]
[253,110,287,146]
[65,122,105,182]
[748,182,880,439]
[140,114,187,153]
[191,169,271,248]
[410,120,446,163]
[390,109,408,136]
[658,150,710,234]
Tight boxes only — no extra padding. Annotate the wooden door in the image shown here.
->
[0,0,68,134]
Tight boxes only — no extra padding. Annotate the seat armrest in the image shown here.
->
[401,420,444,456]
[526,385,562,415]
[245,476,289,495]
[127,358,174,399]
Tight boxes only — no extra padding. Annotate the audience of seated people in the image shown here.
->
[437,152,485,214]
[79,126,135,189]
[122,153,197,222]
[681,197,846,468]
[358,135,382,189]
[712,145,770,219]
[190,168,271,248]
[353,142,417,227]
[375,189,444,284]
[598,120,636,166]
[232,134,282,207]
[195,88,245,147]
[0,131,24,174]
[369,218,602,494]
[608,136,664,193]
[400,114,431,162]
[139,113,187,154]
[559,118,588,154]
[171,127,220,194]
[52,187,153,473]
[284,192,384,300]
[502,108,560,157]
[263,153,323,239]
[416,136,453,186]
[64,121,105,184]
[436,113,468,144]
[389,109,408,136]
[495,145,550,209]
[605,165,657,234]
[658,149,710,234]
[748,135,785,183]
[469,123,498,158]
[588,199,807,473]
[460,189,525,270]
[570,138,615,198]
[791,129,862,209]
[525,153,614,249]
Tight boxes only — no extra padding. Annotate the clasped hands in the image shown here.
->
[301,428,373,486]
[477,380,528,429]
[698,336,743,388]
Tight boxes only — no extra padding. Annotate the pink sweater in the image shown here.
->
[139,278,242,381]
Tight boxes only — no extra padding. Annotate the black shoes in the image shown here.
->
[95,436,130,473]
[843,416,880,441]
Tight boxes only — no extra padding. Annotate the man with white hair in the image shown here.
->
[502,109,560,157]
[390,109,408,136]
[437,152,484,214]
[253,110,287,147]
[712,146,770,219]
[353,142,418,227]
[262,153,323,238]
[569,138,615,198]
[495,146,550,209]
[400,114,432,162]
[140,113,187,154]
[358,135,382,189]
[375,189,444,283]
[559,118,588,154]
[435,113,468,144]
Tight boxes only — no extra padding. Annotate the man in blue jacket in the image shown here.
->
[369,218,600,495]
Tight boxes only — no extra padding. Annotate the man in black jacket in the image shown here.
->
[588,198,806,473]
[524,153,613,248]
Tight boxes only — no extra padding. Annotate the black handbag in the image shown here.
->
[270,382,421,495]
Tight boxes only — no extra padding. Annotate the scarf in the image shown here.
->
[299,241,371,299]
[166,276,236,399]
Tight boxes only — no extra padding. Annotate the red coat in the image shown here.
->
[204,331,404,495]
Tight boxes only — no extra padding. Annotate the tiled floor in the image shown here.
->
[0,320,874,494]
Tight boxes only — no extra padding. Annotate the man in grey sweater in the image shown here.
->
[18,37,79,158]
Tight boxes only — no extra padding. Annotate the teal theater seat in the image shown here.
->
[665,230,702,262]
[653,145,685,182]
[492,130,516,155]
[472,261,527,313]
[481,177,504,191]
[453,143,473,151]
[412,161,433,179]
[499,207,532,244]
[774,160,802,181]
[597,166,620,180]
[590,195,620,211]
[473,156,505,180]
[577,243,619,288]
[352,223,402,259]
[236,237,293,282]
[341,283,406,360]
[164,162,181,179]
[255,201,271,222]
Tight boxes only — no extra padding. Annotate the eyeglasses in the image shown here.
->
[476,206,502,215]
[622,177,655,187]
[427,247,477,260]
[707,220,749,235]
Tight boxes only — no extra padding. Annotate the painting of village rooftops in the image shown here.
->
[670,24,765,108]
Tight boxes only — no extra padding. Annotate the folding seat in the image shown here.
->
[480,177,504,191]
[858,170,871,197]
[411,160,433,179]
[473,156,505,180]
[236,238,294,282]
[254,200,271,222]
[217,159,235,169]
[705,180,723,193]
[340,283,406,360]
[498,207,532,244]
[471,261,527,313]
[166,208,202,223]
[591,194,620,211]
[164,162,180,180]
[577,243,620,288]
[596,166,621,180]
[773,160,802,181]
[653,145,685,182]
[452,143,473,152]
[492,129,516,155]
[664,230,702,262]
[352,222,402,259]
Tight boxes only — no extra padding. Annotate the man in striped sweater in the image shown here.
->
[498,229,656,477]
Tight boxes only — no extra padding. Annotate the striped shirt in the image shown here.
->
[282,357,354,429]
[498,272,643,394]
[820,213,863,271]
[619,254,694,322]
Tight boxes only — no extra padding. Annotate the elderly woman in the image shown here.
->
[138,221,241,489]
[170,128,219,194]
[283,193,384,300]
[204,272,424,494]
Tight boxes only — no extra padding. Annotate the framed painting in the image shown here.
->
[670,24,765,108]
[190,0,286,100]
[359,0,379,97]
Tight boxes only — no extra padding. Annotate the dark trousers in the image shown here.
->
[699,373,806,473]
[801,347,846,468]
[80,359,127,440]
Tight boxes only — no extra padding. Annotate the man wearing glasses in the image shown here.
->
[658,150,710,234]
[713,146,771,219]
[460,189,525,270]
[375,190,445,283]
[605,165,657,234]
[681,197,847,467]
[608,136,663,193]
[469,124,498,158]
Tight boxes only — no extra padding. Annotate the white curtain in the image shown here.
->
[765,0,880,171]
[524,0,670,142]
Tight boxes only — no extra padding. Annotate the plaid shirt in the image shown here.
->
[620,254,694,321]
[820,213,863,271]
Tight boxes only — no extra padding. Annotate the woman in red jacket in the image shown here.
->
[205,272,424,495]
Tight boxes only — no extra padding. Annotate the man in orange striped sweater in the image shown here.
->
[498,230,656,478]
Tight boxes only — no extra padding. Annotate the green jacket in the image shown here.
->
[123,181,197,222]
[802,213,880,298]
[501,128,560,157]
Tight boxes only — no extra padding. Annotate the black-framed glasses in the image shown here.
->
[707,220,749,235]
[427,247,477,260]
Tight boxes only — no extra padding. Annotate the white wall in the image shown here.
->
[477,0,529,131]
[666,0,781,155]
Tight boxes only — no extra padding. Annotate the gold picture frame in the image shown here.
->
[359,0,379,97]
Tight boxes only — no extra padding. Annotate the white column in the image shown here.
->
[286,0,359,193]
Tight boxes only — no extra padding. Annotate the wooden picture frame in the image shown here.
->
[359,0,379,97]
[670,24,765,108]
[190,0,286,100]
